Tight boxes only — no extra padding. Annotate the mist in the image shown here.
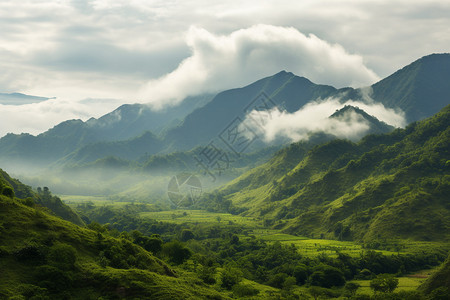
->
[242,97,406,143]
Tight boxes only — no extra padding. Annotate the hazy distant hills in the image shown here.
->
[218,104,450,242]
[0,92,52,105]
[0,53,449,169]
[0,94,212,167]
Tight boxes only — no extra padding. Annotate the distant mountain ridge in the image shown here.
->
[0,53,449,170]
[0,92,53,105]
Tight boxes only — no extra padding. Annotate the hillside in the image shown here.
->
[218,105,450,242]
[0,192,225,299]
[371,53,450,122]
[420,253,450,297]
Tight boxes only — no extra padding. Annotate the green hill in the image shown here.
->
[0,189,225,299]
[218,105,450,242]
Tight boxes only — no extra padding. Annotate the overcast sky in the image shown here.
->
[0,0,449,137]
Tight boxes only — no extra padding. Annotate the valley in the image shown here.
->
[1,53,449,299]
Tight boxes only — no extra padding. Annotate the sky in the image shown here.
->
[0,0,449,137]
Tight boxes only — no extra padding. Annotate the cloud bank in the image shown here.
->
[0,98,123,137]
[242,97,406,143]
[140,25,379,109]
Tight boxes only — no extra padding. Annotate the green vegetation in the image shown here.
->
[216,104,450,243]
[0,194,226,299]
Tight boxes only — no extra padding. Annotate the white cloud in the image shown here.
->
[242,97,406,143]
[0,98,123,137]
[0,0,449,136]
[140,25,379,109]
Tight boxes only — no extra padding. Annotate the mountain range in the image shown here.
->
[1,54,449,172]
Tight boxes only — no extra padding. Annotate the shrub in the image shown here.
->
[232,283,259,297]
[47,243,77,270]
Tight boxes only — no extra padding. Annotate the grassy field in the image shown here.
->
[139,209,406,258]
[140,209,261,227]
[61,194,138,207]
[352,268,437,295]
[62,198,448,260]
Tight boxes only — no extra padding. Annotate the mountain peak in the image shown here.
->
[371,53,450,122]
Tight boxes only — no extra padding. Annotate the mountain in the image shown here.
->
[163,71,337,151]
[370,53,450,122]
[329,105,395,135]
[1,54,449,173]
[0,92,52,105]
[0,94,213,168]
[58,131,163,165]
[216,105,450,242]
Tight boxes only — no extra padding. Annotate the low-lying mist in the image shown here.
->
[242,96,405,143]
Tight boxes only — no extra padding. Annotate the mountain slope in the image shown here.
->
[163,71,337,151]
[371,53,450,122]
[420,253,450,296]
[219,105,450,242]
[0,168,226,299]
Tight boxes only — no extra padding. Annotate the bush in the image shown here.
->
[14,245,46,264]
[267,273,288,288]
[34,265,74,291]
[162,240,191,265]
[429,287,450,300]
[47,243,77,270]
[232,283,259,297]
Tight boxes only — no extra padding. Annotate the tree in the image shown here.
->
[162,240,191,265]
[221,265,242,289]
[283,276,297,291]
[370,273,399,293]
[309,264,346,288]
[343,282,360,298]
[2,186,14,198]
[180,229,195,242]
[293,264,308,285]
[309,286,326,300]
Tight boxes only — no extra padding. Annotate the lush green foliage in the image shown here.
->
[219,105,450,242]
[0,194,225,299]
